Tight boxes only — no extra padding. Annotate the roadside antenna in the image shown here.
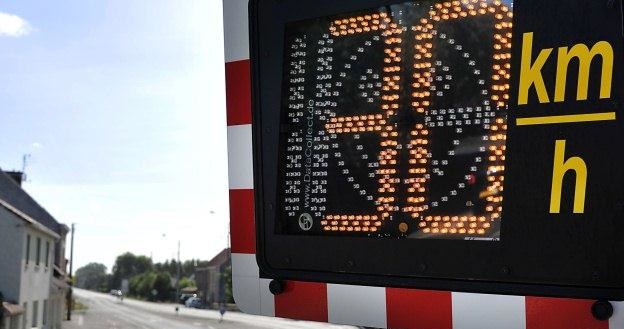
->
[21,154,31,182]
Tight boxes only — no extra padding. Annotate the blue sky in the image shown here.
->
[0,1,229,271]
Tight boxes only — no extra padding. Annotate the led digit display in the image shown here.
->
[278,0,513,240]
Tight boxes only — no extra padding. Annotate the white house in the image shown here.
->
[0,198,59,329]
[0,171,68,329]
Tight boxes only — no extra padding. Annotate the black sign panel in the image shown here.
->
[251,0,624,299]
[278,1,509,241]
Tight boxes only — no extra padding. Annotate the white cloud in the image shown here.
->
[0,12,32,37]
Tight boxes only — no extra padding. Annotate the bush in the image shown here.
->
[178,277,196,290]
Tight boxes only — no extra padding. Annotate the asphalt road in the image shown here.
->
[65,289,356,329]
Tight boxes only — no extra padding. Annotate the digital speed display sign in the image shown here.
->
[250,0,624,299]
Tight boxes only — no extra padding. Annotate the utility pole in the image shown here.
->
[176,240,181,300]
[67,223,75,321]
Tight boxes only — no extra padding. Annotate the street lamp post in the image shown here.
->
[176,240,181,301]
[67,223,75,321]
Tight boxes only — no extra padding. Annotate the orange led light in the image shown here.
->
[409,0,511,236]
[322,1,511,236]
[323,11,406,234]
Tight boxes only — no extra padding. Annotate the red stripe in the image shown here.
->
[275,281,328,322]
[526,297,608,329]
[229,189,255,254]
[386,288,453,329]
[226,59,252,126]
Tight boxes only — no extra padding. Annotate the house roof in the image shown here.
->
[0,197,60,239]
[196,248,232,272]
[181,286,198,293]
[0,169,65,235]
[205,248,231,268]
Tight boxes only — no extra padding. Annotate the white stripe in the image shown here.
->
[611,301,624,329]
[232,253,259,277]
[327,284,387,328]
[259,278,276,317]
[223,0,250,63]
[232,276,262,315]
[227,124,254,189]
[231,253,260,314]
[232,253,276,316]
[452,292,526,329]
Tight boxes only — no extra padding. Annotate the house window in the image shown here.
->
[25,235,31,265]
[22,302,27,329]
[42,300,48,326]
[36,238,41,266]
[32,301,38,327]
[45,241,50,268]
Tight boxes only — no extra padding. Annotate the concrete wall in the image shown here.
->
[0,206,24,303]
[47,293,64,329]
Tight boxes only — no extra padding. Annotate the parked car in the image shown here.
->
[109,290,122,297]
[179,293,196,305]
[184,297,203,309]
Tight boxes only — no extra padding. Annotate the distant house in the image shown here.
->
[0,170,69,329]
[195,248,230,308]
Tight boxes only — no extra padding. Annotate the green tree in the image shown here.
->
[154,259,207,278]
[129,272,156,299]
[221,266,233,303]
[128,271,172,301]
[111,253,153,289]
[75,263,108,292]
[178,277,196,290]
[153,272,172,301]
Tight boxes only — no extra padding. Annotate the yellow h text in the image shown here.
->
[550,140,588,214]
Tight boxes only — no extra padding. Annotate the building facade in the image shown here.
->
[0,171,69,329]
[195,248,231,308]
